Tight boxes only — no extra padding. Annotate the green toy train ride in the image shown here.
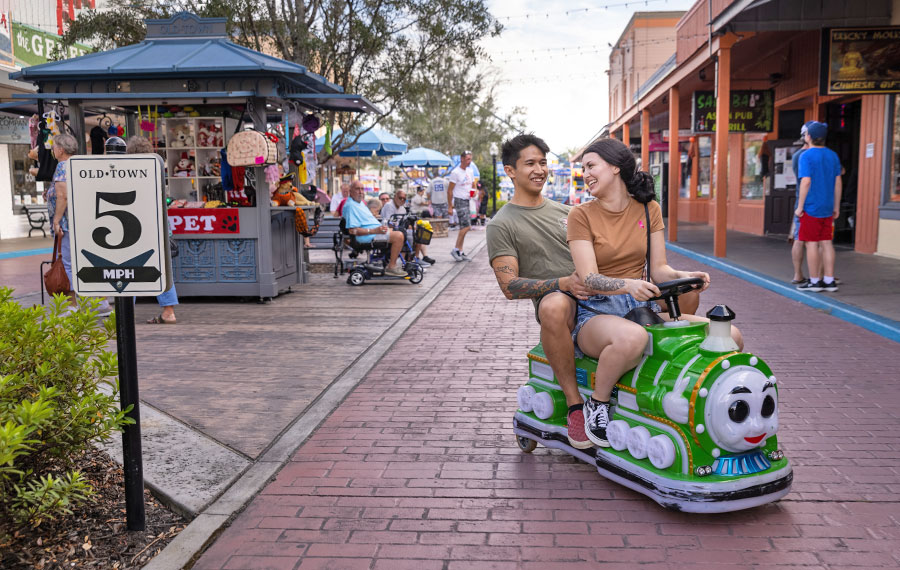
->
[513,278,792,513]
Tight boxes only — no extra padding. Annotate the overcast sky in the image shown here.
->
[478,0,697,157]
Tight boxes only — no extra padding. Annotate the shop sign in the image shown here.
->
[691,90,774,133]
[820,27,900,95]
[168,208,240,234]
[11,22,92,67]
[67,155,169,296]
[0,114,30,144]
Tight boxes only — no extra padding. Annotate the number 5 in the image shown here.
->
[93,191,141,249]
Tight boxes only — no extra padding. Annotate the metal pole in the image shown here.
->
[491,153,497,214]
[115,296,145,531]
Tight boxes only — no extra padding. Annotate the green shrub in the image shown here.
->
[0,288,131,525]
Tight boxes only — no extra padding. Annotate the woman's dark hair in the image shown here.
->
[582,138,655,204]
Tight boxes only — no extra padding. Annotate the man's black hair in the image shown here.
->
[501,133,550,167]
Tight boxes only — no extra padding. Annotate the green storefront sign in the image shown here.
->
[691,90,774,133]
[12,22,91,67]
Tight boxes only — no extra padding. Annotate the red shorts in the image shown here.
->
[798,214,833,242]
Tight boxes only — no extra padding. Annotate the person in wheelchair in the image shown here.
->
[381,190,436,266]
[343,180,407,277]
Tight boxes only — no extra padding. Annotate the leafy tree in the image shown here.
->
[383,55,525,176]
[58,0,500,162]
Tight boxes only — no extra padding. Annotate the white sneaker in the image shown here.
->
[450,250,463,262]
[459,252,472,262]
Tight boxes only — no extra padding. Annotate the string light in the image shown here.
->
[495,0,671,21]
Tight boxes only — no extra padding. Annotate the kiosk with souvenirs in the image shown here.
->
[10,12,377,300]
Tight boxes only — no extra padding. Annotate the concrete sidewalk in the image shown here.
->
[182,245,900,569]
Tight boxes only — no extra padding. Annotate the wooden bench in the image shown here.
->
[23,204,48,238]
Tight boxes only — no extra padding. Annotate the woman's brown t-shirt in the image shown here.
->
[566,198,665,279]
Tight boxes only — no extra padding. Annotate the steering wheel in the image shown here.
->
[648,277,705,320]
[649,277,705,301]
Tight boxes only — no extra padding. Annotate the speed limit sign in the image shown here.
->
[67,154,170,296]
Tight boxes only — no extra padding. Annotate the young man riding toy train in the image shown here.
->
[486,134,791,512]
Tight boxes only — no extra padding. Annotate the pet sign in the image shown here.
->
[67,154,170,296]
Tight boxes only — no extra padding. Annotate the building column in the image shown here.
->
[714,36,736,257]
[641,109,650,171]
[668,86,680,242]
[622,122,630,150]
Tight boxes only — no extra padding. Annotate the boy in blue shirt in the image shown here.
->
[794,122,842,292]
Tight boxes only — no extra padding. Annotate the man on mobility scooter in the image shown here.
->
[344,180,407,277]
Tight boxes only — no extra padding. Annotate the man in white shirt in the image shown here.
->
[330,182,349,217]
[428,175,449,219]
[447,150,476,261]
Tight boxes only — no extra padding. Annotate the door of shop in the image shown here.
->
[764,110,806,235]
[824,100,861,246]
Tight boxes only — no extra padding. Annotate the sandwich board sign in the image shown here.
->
[66,154,170,296]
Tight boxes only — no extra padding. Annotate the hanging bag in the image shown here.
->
[294,206,323,237]
[226,107,278,167]
[227,130,278,167]
[44,234,71,295]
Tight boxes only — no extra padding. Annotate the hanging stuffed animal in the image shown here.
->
[42,110,60,149]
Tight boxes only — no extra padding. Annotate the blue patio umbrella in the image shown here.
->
[388,147,452,167]
[316,127,407,157]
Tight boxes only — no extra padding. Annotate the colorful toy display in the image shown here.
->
[513,278,792,513]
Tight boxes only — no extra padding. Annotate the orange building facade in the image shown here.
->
[608,0,900,259]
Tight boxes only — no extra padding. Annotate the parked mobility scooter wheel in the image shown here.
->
[407,265,424,284]
[347,269,366,286]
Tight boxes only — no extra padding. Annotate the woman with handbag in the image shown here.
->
[126,136,179,324]
[566,138,741,448]
[47,133,113,316]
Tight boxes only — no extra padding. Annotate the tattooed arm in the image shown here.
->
[490,256,590,300]
[569,240,661,301]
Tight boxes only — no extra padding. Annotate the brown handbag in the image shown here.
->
[44,234,71,295]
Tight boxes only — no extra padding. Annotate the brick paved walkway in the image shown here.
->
[193,250,900,569]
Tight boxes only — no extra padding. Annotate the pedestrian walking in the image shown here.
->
[447,150,477,261]
[789,122,812,285]
[795,121,841,292]
[428,174,449,219]
[126,135,179,323]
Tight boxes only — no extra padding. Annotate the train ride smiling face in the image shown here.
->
[704,367,779,453]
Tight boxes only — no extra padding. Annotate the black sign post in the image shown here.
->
[114,295,145,530]
[66,144,169,532]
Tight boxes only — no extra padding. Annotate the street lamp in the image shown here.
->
[489,142,499,215]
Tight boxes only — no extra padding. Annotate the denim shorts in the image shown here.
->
[572,293,659,357]
[791,215,800,240]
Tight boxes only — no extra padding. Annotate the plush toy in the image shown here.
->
[271,174,296,207]
[169,124,193,147]
[174,152,195,177]
[209,123,223,147]
[197,123,211,147]
[205,156,221,177]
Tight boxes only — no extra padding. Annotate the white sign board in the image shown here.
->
[67,155,168,296]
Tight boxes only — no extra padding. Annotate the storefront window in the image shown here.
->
[741,134,766,200]
[8,144,39,213]
[891,95,900,203]
[698,136,711,197]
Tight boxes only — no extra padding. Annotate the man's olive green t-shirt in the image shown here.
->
[486,199,576,313]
